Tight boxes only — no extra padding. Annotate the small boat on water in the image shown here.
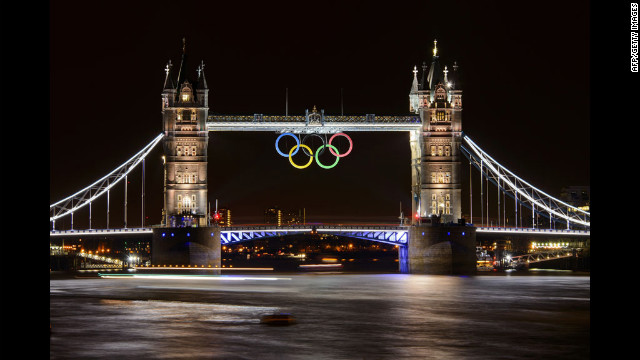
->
[260,313,297,326]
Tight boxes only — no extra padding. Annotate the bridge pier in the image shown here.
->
[151,226,221,270]
[403,221,476,275]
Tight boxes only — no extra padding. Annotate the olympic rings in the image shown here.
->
[301,133,327,157]
[275,132,300,157]
[328,133,352,157]
[289,144,314,169]
[275,132,353,169]
[315,144,340,169]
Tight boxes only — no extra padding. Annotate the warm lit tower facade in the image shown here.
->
[409,40,463,224]
[161,40,210,227]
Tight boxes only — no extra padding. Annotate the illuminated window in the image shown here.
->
[176,146,183,156]
[177,112,182,121]
[191,146,197,156]
[438,146,443,156]
[431,172,436,183]
[445,172,450,183]
[431,145,436,156]
[180,82,194,103]
[444,146,451,156]
[431,201,437,214]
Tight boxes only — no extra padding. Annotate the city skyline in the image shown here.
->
[49,1,591,227]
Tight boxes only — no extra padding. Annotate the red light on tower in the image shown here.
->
[415,212,420,219]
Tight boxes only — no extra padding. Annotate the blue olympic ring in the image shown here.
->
[275,132,300,157]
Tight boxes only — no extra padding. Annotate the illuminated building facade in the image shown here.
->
[161,39,210,227]
[264,207,282,226]
[560,186,590,213]
[409,40,463,223]
[214,208,232,227]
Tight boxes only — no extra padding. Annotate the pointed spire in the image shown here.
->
[450,61,460,89]
[197,60,208,89]
[426,39,443,90]
[420,61,428,90]
[176,37,187,88]
[163,60,175,90]
[443,65,449,84]
[411,65,419,92]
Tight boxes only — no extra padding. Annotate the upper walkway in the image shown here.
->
[206,114,422,133]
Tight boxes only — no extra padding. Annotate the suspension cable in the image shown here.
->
[50,133,164,223]
[460,134,589,228]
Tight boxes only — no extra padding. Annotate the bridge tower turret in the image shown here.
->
[161,39,210,228]
[409,39,463,224]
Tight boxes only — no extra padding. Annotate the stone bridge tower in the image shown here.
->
[409,40,463,224]
[161,39,210,228]
[153,40,220,268]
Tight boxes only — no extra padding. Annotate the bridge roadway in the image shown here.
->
[49,224,590,245]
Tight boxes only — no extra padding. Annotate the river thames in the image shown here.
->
[50,272,589,359]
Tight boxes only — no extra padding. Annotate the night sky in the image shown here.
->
[49,1,595,228]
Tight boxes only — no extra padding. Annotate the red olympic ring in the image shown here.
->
[328,133,353,157]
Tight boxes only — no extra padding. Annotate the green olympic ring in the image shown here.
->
[314,144,340,169]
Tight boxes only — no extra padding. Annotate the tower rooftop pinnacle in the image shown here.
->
[426,39,443,90]
[197,60,208,90]
[163,60,175,90]
[411,65,419,92]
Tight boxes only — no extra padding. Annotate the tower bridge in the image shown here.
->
[50,40,590,274]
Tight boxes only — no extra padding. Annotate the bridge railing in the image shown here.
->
[475,227,590,236]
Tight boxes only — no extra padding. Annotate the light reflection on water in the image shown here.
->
[50,273,589,359]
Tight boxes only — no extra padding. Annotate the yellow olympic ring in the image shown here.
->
[289,144,314,169]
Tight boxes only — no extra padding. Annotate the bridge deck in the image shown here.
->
[206,114,422,132]
[49,225,589,238]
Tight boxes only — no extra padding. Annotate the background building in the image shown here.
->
[264,207,282,226]
[213,208,232,226]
